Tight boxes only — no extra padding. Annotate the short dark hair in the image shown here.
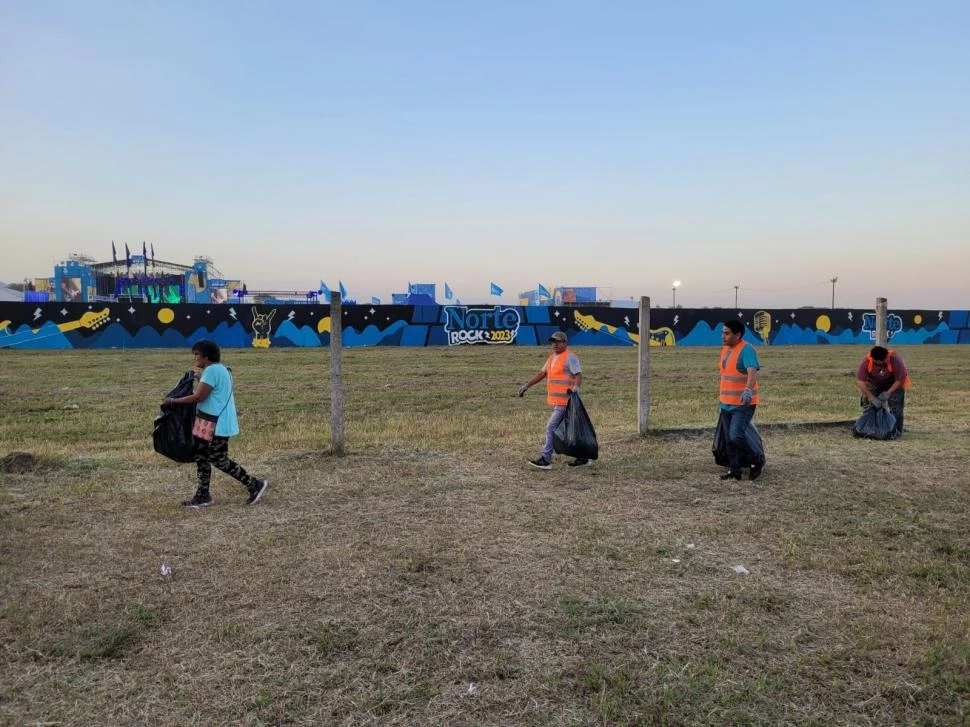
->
[869,346,888,361]
[724,320,745,335]
[191,339,221,363]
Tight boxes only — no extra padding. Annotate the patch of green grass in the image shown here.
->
[312,621,359,656]
[77,623,142,661]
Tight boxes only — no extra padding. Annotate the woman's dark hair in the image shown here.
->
[869,346,889,361]
[191,339,221,363]
[724,319,745,335]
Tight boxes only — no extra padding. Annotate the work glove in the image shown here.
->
[740,388,754,405]
[877,391,890,403]
[868,396,881,407]
[517,384,529,397]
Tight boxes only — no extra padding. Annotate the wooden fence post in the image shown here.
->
[330,291,345,455]
[875,297,888,347]
[638,296,650,435]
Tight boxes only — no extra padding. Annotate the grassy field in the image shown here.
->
[2,344,969,725]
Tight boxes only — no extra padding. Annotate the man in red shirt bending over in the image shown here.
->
[855,346,910,438]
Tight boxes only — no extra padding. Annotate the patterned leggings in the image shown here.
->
[193,436,257,495]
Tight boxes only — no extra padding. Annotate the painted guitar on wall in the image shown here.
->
[573,310,677,346]
[0,308,111,348]
[48,308,112,333]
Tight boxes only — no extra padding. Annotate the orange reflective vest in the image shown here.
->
[720,341,759,406]
[545,350,577,407]
[865,350,911,389]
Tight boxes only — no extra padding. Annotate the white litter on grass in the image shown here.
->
[730,565,750,575]
[671,558,681,563]
[686,543,696,550]
[63,404,79,410]
[467,682,477,695]
[160,564,172,577]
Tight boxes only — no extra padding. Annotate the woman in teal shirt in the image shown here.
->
[161,339,268,508]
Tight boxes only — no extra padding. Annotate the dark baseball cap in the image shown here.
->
[549,331,568,343]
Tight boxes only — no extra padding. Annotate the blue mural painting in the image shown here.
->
[0,302,967,350]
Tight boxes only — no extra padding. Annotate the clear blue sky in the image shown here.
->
[1,1,966,307]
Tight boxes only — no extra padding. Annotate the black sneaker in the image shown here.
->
[749,463,764,480]
[182,493,212,508]
[247,479,268,505]
[568,458,590,467]
[719,470,742,481]
[528,457,552,470]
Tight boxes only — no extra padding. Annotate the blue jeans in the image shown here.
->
[721,405,756,472]
[542,406,568,461]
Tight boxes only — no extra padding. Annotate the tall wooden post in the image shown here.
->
[638,296,650,435]
[330,291,345,455]
[875,297,888,347]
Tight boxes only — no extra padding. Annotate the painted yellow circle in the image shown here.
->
[815,314,831,333]
[158,308,175,324]
[914,314,922,325]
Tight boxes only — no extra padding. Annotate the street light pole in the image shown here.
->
[734,285,739,309]
[830,276,838,309]
[672,280,681,308]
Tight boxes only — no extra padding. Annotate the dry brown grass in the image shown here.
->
[1,344,969,725]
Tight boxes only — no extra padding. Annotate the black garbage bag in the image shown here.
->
[153,371,197,463]
[553,391,599,460]
[712,410,766,467]
[853,404,897,440]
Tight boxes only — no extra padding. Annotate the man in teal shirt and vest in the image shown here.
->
[718,319,762,481]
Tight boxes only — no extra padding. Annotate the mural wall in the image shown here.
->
[1,302,967,350]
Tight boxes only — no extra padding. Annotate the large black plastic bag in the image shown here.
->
[712,410,766,467]
[853,404,897,440]
[553,391,599,460]
[153,371,197,463]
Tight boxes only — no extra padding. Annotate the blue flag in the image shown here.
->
[490,282,503,296]
[444,282,453,300]
[319,281,330,296]
[371,296,380,305]
[537,283,551,299]
[339,281,347,300]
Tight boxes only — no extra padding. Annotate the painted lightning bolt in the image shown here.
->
[847,311,853,321]
[33,308,42,320]
[229,307,237,320]
[287,310,295,321]
[673,315,679,326]
[623,316,630,327]
[938,311,943,320]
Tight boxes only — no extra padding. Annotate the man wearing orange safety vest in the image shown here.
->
[855,346,910,437]
[718,319,762,481]
[518,331,587,469]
